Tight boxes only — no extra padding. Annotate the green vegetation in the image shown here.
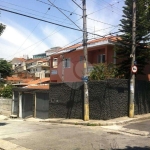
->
[0,23,6,36]
[0,84,13,98]
[115,0,150,78]
[0,59,12,78]
[89,63,117,81]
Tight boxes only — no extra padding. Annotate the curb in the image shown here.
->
[40,115,150,126]
[119,128,149,136]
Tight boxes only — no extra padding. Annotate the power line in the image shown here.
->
[87,17,118,27]
[0,7,106,38]
[0,7,82,31]
[36,0,82,17]
[11,3,53,60]
[93,0,123,12]
[47,0,82,30]
[36,0,121,28]
[5,4,84,59]
[87,0,122,16]
[0,4,103,31]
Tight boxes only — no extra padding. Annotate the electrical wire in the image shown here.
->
[36,0,82,17]
[0,7,106,38]
[87,0,123,16]
[92,0,123,13]
[36,0,121,28]
[47,0,82,30]
[9,3,54,60]
[5,3,84,59]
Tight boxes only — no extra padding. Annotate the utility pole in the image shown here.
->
[129,0,136,118]
[62,55,64,82]
[82,0,89,121]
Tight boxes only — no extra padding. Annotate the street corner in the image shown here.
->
[0,139,32,150]
[0,115,8,121]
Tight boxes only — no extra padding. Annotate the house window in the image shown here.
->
[53,58,58,68]
[63,58,70,68]
[98,54,105,63]
[79,56,84,62]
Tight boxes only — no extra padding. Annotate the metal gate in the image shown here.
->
[13,91,19,116]
[22,93,34,118]
[36,92,49,119]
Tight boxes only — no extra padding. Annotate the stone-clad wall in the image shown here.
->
[49,82,84,119]
[135,80,150,115]
[11,80,150,120]
[0,98,12,116]
[89,80,129,120]
[49,80,129,120]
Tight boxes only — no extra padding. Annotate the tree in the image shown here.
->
[0,84,13,98]
[89,63,117,81]
[115,0,150,79]
[0,23,6,36]
[0,60,12,78]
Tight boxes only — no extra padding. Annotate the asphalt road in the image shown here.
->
[0,119,150,150]
[124,119,150,133]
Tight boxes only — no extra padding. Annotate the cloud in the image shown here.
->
[41,25,70,48]
[0,21,49,59]
[74,0,124,38]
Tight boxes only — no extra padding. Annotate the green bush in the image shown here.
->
[89,63,118,81]
[0,84,13,98]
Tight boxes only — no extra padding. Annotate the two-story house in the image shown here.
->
[49,36,117,82]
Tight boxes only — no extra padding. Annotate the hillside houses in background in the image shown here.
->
[6,36,150,86]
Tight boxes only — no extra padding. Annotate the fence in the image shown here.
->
[0,98,12,116]
[12,79,150,120]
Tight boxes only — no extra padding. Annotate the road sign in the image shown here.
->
[132,65,137,73]
[81,76,88,82]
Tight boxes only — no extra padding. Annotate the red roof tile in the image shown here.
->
[52,36,118,55]
[25,85,49,89]
[27,78,50,85]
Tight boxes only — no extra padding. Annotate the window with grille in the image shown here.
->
[63,58,70,68]
[98,54,105,63]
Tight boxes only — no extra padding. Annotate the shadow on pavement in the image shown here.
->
[0,122,8,126]
[120,146,150,150]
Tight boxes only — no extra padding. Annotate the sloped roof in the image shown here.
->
[25,58,48,63]
[50,36,118,56]
[11,58,26,62]
[25,85,49,89]
[6,77,21,81]
[27,77,50,85]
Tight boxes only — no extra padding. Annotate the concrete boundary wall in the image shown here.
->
[0,98,12,116]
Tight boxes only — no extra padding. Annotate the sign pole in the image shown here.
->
[129,0,136,118]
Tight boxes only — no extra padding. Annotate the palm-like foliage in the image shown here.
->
[89,63,117,81]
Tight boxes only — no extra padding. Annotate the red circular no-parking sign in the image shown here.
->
[132,65,138,73]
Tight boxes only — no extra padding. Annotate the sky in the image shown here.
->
[0,0,124,60]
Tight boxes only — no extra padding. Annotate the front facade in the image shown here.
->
[33,53,47,59]
[26,59,50,79]
[50,37,116,82]
[11,58,26,73]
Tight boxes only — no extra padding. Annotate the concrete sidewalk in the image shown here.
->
[38,113,150,126]
[0,140,31,150]
[1,113,150,126]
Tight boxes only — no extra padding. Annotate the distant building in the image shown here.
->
[11,58,26,73]
[26,58,50,79]
[45,47,61,57]
[33,53,46,59]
